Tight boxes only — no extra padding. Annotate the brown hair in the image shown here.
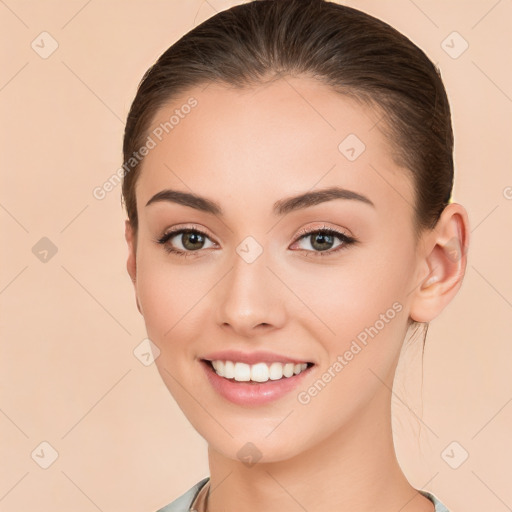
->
[122,0,453,242]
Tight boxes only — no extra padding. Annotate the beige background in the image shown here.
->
[1,1,511,511]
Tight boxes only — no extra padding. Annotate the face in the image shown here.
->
[126,76,425,463]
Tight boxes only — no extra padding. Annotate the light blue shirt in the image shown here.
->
[155,477,451,511]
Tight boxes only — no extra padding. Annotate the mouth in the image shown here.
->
[199,357,315,406]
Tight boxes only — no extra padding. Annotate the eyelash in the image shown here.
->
[154,224,357,259]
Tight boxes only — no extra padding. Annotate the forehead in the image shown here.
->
[136,76,414,219]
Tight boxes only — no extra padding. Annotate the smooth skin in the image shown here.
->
[125,76,469,512]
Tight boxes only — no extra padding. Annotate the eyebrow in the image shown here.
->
[145,186,375,216]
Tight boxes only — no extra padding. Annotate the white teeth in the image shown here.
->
[250,362,268,382]
[224,360,235,379]
[209,360,309,382]
[269,362,283,380]
[283,363,294,377]
[234,362,251,381]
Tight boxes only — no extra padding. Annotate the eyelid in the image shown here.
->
[158,223,216,242]
[293,223,353,241]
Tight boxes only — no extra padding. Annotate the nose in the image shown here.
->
[215,250,286,338]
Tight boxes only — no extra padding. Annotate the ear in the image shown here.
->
[409,203,470,323]
[125,220,142,315]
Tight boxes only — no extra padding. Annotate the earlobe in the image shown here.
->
[409,203,470,323]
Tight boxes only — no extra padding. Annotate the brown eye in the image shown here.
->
[292,228,357,257]
[177,230,207,250]
[156,227,216,257]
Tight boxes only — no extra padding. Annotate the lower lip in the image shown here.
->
[201,360,314,406]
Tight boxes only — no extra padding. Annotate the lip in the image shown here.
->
[200,359,314,406]
[200,349,313,365]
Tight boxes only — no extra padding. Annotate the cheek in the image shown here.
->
[135,247,220,362]
[291,242,412,332]
[135,248,193,340]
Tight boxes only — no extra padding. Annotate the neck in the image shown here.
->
[205,384,434,512]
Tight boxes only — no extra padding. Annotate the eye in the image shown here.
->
[154,224,357,258]
[155,225,217,258]
[290,225,357,257]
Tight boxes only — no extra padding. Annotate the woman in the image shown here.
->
[122,0,469,510]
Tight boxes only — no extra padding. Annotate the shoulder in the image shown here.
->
[419,489,452,512]
[155,477,210,512]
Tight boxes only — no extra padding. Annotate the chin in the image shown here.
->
[206,431,310,466]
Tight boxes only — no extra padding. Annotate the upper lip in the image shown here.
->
[201,350,313,365]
